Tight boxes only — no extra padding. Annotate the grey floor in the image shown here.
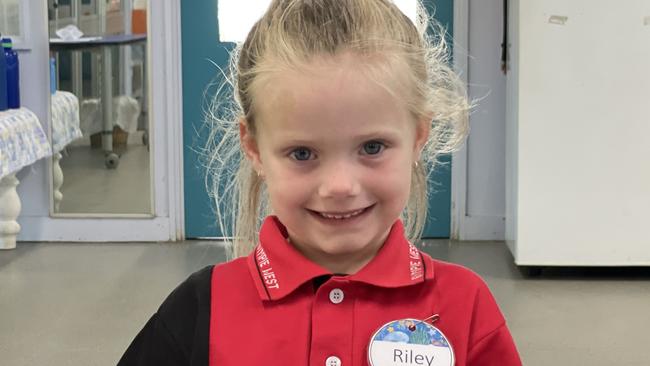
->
[1,240,650,366]
[57,135,151,215]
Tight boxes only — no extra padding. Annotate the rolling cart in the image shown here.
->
[50,34,147,169]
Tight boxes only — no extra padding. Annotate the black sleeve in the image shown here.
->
[117,265,213,366]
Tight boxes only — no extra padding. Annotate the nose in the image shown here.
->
[317,160,361,199]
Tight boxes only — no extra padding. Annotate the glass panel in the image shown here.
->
[48,0,152,215]
[0,0,21,38]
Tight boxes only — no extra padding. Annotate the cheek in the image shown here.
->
[264,163,311,209]
[367,158,413,203]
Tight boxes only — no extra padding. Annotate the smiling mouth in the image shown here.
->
[310,205,374,220]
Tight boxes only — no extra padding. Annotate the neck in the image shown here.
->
[311,251,377,275]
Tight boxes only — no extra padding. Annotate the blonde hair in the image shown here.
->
[204,0,469,258]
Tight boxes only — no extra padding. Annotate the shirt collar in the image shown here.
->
[247,216,435,301]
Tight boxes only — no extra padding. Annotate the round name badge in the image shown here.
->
[368,318,454,366]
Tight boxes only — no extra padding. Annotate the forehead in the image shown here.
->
[253,53,413,136]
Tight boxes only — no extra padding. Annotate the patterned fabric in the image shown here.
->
[0,108,52,179]
[51,91,82,153]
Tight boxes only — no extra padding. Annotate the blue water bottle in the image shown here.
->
[0,35,7,111]
[2,38,20,109]
[50,56,57,94]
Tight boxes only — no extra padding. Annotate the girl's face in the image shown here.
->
[241,55,429,274]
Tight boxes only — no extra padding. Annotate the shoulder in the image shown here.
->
[118,265,216,365]
[427,257,500,316]
[179,264,214,288]
[426,256,490,293]
[210,256,261,302]
[424,256,514,350]
[158,265,214,317]
[425,258,497,312]
[161,256,249,297]
[159,256,252,314]
[211,256,249,277]
[154,265,215,348]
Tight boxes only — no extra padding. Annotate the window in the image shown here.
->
[218,0,418,43]
[0,0,20,37]
[0,0,28,49]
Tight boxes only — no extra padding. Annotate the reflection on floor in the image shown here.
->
[58,135,150,214]
[1,240,649,365]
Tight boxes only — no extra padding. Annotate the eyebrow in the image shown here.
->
[352,130,402,141]
[277,130,402,145]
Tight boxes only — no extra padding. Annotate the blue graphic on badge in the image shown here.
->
[368,318,454,366]
[374,320,450,347]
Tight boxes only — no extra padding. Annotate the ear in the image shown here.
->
[239,118,264,173]
[413,117,431,161]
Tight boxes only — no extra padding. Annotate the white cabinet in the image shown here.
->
[505,0,650,266]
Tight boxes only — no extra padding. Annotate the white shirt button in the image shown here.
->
[329,288,344,304]
[326,356,341,366]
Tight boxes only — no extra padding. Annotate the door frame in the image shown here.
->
[450,0,469,240]
[17,0,184,242]
[451,0,507,241]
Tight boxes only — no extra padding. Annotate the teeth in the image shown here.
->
[319,208,365,220]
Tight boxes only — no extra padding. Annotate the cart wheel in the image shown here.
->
[105,153,120,169]
[142,131,149,147]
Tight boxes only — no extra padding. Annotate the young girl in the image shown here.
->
[119,0,521,365]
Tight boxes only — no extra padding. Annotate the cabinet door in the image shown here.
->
[514,0,650,264]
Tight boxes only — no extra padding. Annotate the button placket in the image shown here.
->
[310,281,353,366]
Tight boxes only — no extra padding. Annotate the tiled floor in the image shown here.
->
[1,240,649,365]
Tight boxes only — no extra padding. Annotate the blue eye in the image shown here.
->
[290,147,313,161]
[362,141,385,155]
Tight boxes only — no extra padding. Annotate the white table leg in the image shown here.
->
[101,46,120,169]
[102,46,114,155]
[53,152,64,212]
[0,173,21,250]
[72,50,83,97]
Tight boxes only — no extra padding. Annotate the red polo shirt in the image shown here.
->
[209,216,521,366]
